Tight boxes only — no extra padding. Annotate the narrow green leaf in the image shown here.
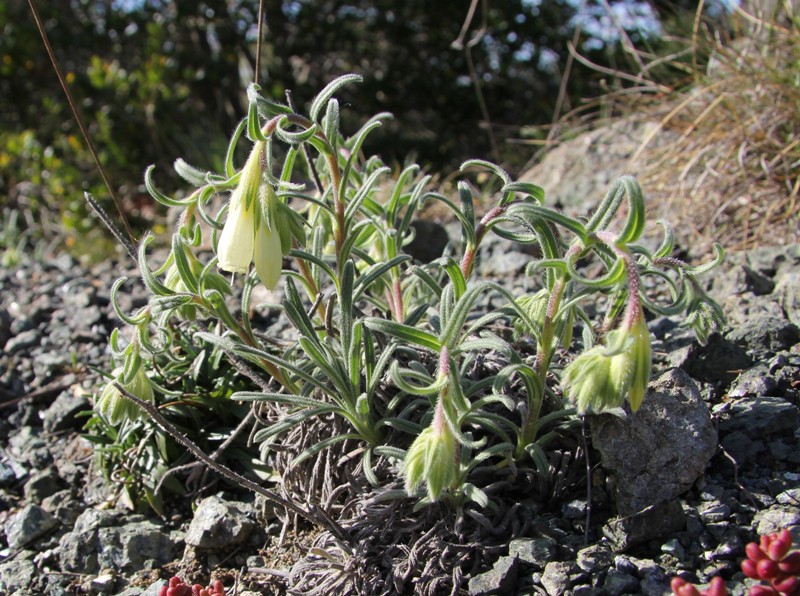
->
[616,176,646,244]
[309,74,363,122]
[225,120,246,178]
[144,166,192,207]
[501,181,546,203]
[354,255,411,299]
[173,158,207,187]
[442,258,467,301]
[364,318,441,351]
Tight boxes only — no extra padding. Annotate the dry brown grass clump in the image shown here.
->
[528,2,799,257]
[633,4,799,254]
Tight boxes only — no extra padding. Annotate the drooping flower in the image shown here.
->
[562,313,651,414]
[253,184,284,292]
[95,365,154,425]
[403,392,458,501]
[217,141,284,291]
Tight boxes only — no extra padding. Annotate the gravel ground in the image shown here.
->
[0,239,799,595]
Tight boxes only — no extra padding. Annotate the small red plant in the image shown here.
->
[671,528,800,596]
[671,575,728,596]
[158,575,226,596]
[740,529,800,595]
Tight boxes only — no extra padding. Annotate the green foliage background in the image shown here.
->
[1,0,717,257]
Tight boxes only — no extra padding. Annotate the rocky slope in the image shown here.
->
[1,231,799,594]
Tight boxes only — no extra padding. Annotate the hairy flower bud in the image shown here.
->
[95,365,154,425]
[562,314,651,414]
[403,397,458,501]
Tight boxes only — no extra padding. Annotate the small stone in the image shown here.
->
[406,220,450,263]
[185,495,256,549]
[0,558,36,595]
[720,431,764,465]
[753,505,800,536]
[603,500,687,552]
[0,459,27,488]
[22,466,63,503]
[660,538,684,558]
[576,543,614,572]
[720,396,800,437]
[603,568,640,596]
[4,329,41,354]
[83,569,117,594]
[43,387,91,433]
[41,490,81,526]
[562,499,588,520]
[696,501,731,523]
[680,336,753,385]
[5,504,58,548]
[509,537,557,569]
[777,488,800,505]
[710,528,743,560]
[728,365,779,398]
[640,571,670,596]
[97,520,174,572]
[540,561,577,596]
[614,554,660,578]
[468,555,518,595]
[742,265,776,296]
[728,316,800,361]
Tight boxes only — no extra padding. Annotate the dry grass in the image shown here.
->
[637,4,799,254]
[533,2,800,256]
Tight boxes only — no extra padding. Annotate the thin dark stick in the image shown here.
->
[255,0,266,85]
[114,382,347,540]
[26,0,136,248]
[85,192,138,261]
[452,0,501,165]
[581,416,592,545]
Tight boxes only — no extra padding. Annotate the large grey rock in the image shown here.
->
[720,395,800,436]
[519,118,675,219]
[97,520,174,572]
[728,316,800,361]
[5,504,58,548]
[602,500,686,552]
[589,368,717,515]
[58,509,121,573]
[509,537,557,569]
[185,495,256,549]
[467,555,518,595]
[540,560,578,596]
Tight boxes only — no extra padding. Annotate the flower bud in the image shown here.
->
[562,314,651,414]
[403,398,458,501]
[95,365,154,425]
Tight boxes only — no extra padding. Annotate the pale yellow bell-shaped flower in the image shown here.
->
[217,141,264,275]
[218,198,256,274]
[254,221,283,292]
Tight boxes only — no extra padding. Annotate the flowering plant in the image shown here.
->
[94,75,725,513]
